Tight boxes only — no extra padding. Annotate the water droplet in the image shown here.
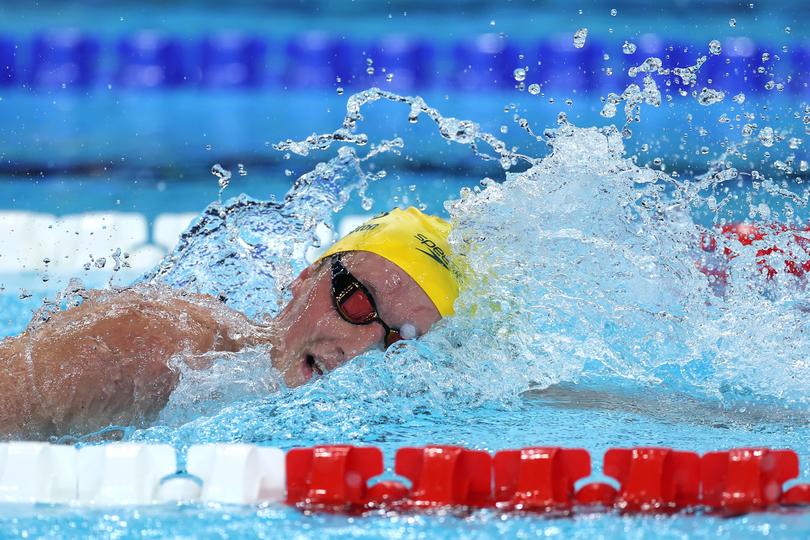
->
[528,83,541,95]
[610,8,617,16]
[573,28,588,49]
[696,87,725,106]
[211,163,232,190]
[758,126,775,147]
[622,41,637,54]
[729,18,736,27]
[513,68,526,82]
[709,39,722,55]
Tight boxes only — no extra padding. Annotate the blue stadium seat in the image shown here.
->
[30,30,99,89]
[360,35,434,91]
[705,37,770,94]
[283,32,351,89]
[116,32,186,88]
[200,33,268,89]
[452,34,520,91]
[0,36,14,86]
[533,34,600,93]
[788,43,809,96]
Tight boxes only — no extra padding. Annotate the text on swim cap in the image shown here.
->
[347,222,380,235]
[414,233,451,271]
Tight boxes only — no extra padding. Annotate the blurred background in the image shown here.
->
[0,0,807,331]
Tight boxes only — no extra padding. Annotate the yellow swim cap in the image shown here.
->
[320,207,460,316]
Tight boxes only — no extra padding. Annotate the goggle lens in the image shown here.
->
[339,289,376,323]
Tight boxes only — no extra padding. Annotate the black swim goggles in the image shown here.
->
[330,255,402,348]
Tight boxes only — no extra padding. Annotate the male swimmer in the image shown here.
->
[0,207,460,438]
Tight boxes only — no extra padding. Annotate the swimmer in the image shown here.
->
[0,207,460,439]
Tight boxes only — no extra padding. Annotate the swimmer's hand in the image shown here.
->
[0,286,266,439]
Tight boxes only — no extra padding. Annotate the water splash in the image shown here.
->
[127,85,810,447]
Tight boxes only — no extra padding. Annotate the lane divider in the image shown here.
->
[1,442,809,513]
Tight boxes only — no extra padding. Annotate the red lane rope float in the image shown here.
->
[285,445,810,515]
[698,222,810,285]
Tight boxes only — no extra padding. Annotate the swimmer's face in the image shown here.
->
[270,251,441,387]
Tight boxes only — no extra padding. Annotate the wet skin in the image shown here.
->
[0,251,441,439]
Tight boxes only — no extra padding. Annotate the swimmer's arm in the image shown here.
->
[0,289,258,438]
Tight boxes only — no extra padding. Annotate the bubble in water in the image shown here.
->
[603,53,610,61]
[336,87,344,95]
[789,137,802,149]
[696,87,725,105]
[528,83,541,95]
[237,163,247,177]
[386,73,394,82]
[284,169,293,177]
[500,125,508,134]
[211,163,232,190]
[785,26,791,34]
[366,67,375,75]
[513,68,526,82]
[709,39,722,55]
[399,323,417,340]
[622,41,637,54]
[758,126,775,147]
[610,8,617,16]
[204,144,213,151]
[732,92,746,104]
[801,160,809,172]
[573,28,588,49]
[729,18,736,27]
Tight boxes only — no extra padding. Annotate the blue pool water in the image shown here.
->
[3,1,810,538]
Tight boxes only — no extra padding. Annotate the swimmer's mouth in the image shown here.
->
[304,354,327,379]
